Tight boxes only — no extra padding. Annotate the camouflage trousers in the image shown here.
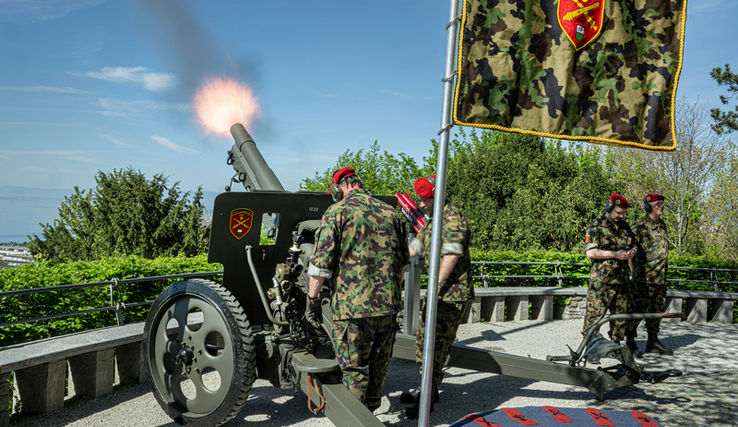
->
[415,300,467,389]
[332,315,397,412]
[582,279,628,343]
[625,281,667,337]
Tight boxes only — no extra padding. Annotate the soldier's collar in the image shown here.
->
[345,188,367,198]
[641,214,662,226]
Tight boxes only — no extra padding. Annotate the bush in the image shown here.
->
[416,250,738,294]
[3,251,737,348]
[468,249,591,288]
[0,255,222,347]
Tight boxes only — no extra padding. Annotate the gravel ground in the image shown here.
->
[9,319,737,427]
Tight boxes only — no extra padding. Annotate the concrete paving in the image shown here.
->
[7,319,738,427]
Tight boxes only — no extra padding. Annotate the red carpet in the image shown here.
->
[451,406,663,427]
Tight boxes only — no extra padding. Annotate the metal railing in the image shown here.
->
[471,261,588,287]
[419,261,738,292]
[3,262,738,329]
[0,271,223,328]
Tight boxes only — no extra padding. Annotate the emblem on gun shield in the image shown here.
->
[558,0,605,50]
[230,208,253,239]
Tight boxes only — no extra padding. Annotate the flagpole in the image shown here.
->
[418,0,461,425]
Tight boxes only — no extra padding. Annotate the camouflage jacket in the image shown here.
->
[632,215,669,284]
[310,189,409,320]
[583,214,635,284]
[409,202,474,302]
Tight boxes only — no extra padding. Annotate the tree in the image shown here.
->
[299,140,436,196]
[448,130,616,252]
[710,64,738,135]
[604,98,727,255]
[28,168,209,264]
[704,141,738,256]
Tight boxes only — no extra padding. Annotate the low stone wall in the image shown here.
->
[456,287,737,325]
[0,323,146,425]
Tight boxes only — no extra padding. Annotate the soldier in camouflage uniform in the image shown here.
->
[582,194,636,357]
[401,175,474,419]
[625,193,673,358]
[307,167,409,412]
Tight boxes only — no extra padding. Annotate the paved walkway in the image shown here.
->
[8,319,738,426]
[593,371,737,426]
[586,321,738,427]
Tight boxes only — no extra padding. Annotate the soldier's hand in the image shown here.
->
[615,250,633,260]
[305,295,323,329]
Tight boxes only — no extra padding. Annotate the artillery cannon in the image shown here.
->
[142,123,681,427]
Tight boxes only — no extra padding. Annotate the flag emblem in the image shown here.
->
[558,0,605,50]
[230,208,253,239]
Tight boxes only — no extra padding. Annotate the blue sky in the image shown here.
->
[1,0,736,239]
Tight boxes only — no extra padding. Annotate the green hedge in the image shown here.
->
[467,249,591,287]
[413,249,738,294]
[0,255,222,347]
[2,250,737,348]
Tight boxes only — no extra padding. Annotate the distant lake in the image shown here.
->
[0,235,33,244]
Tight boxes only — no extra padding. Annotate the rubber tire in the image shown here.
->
[142,279,256,426]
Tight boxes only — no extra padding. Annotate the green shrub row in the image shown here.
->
[0,255,222,347]
[2,250,737,347]
[459,250,738,293]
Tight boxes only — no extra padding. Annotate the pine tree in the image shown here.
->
[710,64,738,135]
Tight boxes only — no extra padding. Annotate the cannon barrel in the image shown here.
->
[230,123,285,191]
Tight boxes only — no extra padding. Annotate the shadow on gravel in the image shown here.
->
[591,370,738,427]
[457,322,553,347]
[380,356,595,427]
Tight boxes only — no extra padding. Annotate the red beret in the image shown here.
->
[610,193,630,208]
[414,175,436,199]
[645,193,665,202]
[331,167,356,185]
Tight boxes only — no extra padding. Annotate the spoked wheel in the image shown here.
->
[143,279,256,426]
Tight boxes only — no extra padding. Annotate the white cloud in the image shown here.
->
[0,0,106,24]
[62,156,97,163]
[95,98,120,110]
[151,136,200,154]
[94,97,188,118]
[0,86,89,94]
[98,133,130,147]
[148,102,189,112]
[73,66,176,92]
[95,97,188,116]
[99,110,124,118]
[0,150,85,155]
[0,150,91,160]
[378,89,409,99]
[0,149,98,163]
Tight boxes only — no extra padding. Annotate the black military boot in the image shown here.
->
[400,385,439,404]
[646,333,674,355]
[626,335,643,359]
[405,395,434,419]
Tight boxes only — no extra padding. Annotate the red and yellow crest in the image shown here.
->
[558,0,605,50]
[230,208,253,240]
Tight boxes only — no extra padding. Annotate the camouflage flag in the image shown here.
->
[453,0,687,150]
